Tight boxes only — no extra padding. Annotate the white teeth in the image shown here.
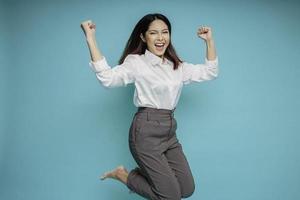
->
[155,43,164,47]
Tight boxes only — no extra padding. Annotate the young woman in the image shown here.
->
[81,13,218,200]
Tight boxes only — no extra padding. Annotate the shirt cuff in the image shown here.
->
[88,56,110,73]
[205,56,218,67]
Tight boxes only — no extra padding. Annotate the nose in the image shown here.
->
[157,32,163,40]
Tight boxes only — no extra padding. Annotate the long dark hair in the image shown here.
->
[118,13,182,70]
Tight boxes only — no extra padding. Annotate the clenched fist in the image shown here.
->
[80,20,96,39]
[197,26,213,41]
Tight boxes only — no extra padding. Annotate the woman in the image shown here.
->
[81,13,218,200]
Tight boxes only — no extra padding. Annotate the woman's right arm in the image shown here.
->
[81,20,103,62]
[86,36,103,62]
[80,20,137,88]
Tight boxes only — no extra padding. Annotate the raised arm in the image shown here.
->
[80,20,137,88]
[182,26,219,85]
[197,26,217,61]
[80,20,103,62]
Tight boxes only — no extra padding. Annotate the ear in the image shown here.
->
[140,33,146,43]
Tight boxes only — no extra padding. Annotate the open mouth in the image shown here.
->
[155,43,165,51]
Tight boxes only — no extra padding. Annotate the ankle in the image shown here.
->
[117,170,129,184]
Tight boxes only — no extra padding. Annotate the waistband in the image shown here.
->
[137,107,176,114]
[135,107,176,120]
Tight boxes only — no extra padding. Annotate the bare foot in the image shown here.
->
[100,165,129,184]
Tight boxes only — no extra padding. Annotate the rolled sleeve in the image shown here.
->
[89,57,110,73]
[182,56,219,85]
[205,56,218,68]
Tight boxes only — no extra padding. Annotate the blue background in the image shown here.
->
[1,0,300,199]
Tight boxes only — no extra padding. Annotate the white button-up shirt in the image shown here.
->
[89,49,219,110]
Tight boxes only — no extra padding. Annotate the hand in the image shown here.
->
[80,20,96,39]
[197,26,213,41]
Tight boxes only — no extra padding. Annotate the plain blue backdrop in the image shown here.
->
[1,0,300,199]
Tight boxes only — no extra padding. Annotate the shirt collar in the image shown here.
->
[144,49,173,67]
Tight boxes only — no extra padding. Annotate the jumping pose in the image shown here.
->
[81,13,218,200]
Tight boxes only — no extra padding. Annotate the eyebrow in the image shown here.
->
[148,29,169,32]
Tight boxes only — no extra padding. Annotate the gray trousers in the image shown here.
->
[127,107,195,200]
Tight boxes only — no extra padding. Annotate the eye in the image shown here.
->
[150,32,156,35]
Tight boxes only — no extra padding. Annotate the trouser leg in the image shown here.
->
[127,147,181,200]
[162,141,195,198]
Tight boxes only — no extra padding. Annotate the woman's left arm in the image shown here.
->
[181,26,219,85]
[197,26,217,60]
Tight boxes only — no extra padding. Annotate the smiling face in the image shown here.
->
[140,19,170,58]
